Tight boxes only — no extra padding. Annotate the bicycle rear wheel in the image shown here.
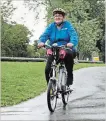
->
[47,79,57,112]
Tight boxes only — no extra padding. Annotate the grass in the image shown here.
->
[1,62,105,107]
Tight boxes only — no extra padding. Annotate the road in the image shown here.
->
[1,66,106,121]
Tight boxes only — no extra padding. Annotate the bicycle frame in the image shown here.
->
[49,45,67,91]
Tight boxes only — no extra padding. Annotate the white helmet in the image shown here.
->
[53,8,66,16]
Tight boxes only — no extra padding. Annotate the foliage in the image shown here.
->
[33,40,38,52]
[27,45,36,57]
[76,19,101,59]
[26,41,46,58]
[1,18,31,57]
[84,0,105,62]
[1,0,16,22]
[1,0,32,57]
[37,48,46,57]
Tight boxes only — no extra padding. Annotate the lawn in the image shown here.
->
[1,62,105,107]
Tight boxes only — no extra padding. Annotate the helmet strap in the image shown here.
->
[55,21,63,26]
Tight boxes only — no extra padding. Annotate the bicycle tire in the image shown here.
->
[61,72,69,105]
[47,79,57,112]
[62,86,69,105]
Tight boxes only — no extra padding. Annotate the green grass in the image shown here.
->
[1,62,105,107]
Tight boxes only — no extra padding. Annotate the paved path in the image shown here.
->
[1,67,106,121]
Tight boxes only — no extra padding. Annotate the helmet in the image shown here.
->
[53,8,66,16]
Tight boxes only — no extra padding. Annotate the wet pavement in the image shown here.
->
[1,66,106,121]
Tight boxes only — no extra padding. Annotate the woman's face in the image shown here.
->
[54,13,64,24]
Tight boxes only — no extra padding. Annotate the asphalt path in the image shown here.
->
[1,66,106,121]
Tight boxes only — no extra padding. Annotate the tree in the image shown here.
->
[1,18,31,57]
[33,40,46,57]
[27,45,36,57]
[33,40,38,52]
[77,20,101,60]
[37,48,46,57]
[1,0,16,23]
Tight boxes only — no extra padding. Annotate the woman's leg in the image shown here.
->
[45,55,54,84]
[64,50,76,86]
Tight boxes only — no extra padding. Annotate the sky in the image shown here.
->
[10,0,47,45]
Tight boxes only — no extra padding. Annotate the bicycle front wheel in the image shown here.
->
[47,79,57,112]
[61,72,69,105]
[62,86,69,105]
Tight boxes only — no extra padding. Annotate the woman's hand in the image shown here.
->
[38,42,45,48]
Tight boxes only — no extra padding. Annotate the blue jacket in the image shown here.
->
[39,21,79,50]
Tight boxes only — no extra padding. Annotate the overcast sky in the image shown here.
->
[11,0,47,45]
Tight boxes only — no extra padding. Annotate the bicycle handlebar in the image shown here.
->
[44,43,72,50]
[38,43,73,51]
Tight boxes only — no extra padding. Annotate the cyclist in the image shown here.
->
[38,8,79,90]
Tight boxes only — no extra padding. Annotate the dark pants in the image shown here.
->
[45,49,76,86]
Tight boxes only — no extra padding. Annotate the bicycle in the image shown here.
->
[46,43,73,112]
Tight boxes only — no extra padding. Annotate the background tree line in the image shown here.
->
[1,0,46,58]
[1,0,105,62]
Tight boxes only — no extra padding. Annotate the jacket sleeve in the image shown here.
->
[67,22,79,47]
[38,24,51,44]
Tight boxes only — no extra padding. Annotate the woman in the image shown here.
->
[38,8,79,90]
